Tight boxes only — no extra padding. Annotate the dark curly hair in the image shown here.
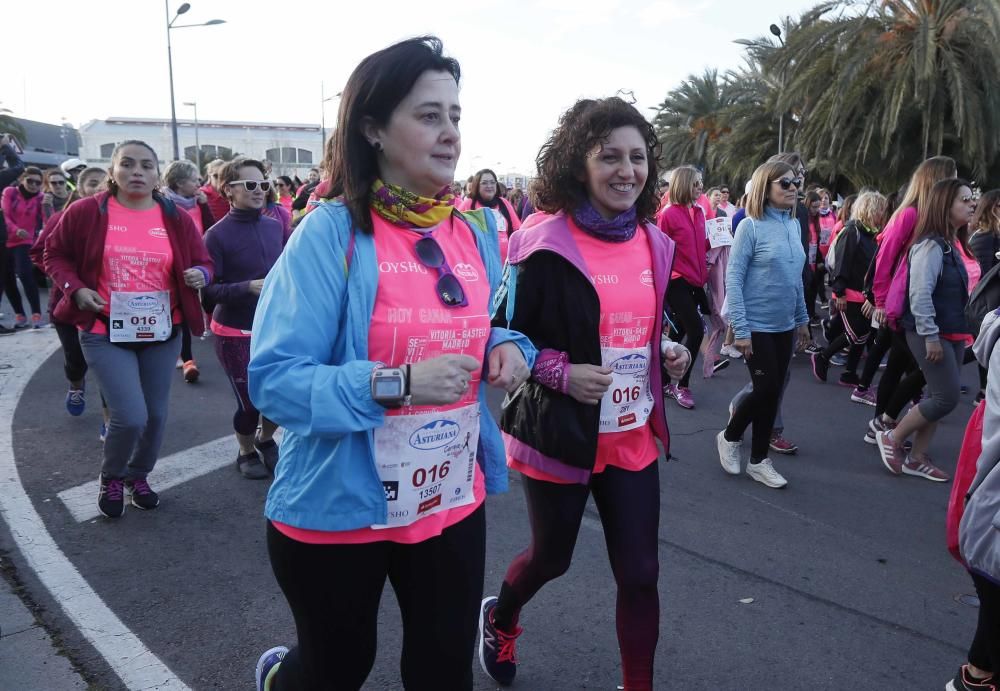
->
[533,97,661,221]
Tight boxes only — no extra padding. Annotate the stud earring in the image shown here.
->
[373,141,383,152]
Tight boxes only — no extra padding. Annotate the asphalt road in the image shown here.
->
[0,329,983,690]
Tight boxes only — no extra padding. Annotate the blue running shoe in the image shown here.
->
[255,646,288,691]
[99,423,108,444]
[478,596,522,686]
[66,388,85,416]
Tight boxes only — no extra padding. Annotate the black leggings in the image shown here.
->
[875,330,924,419]
[180,323,193,362]
[666,278,705,387]
[969,572,1000,675]
[494,462,660,691]
[725,330,794,461]
[859,325,892,388]
[820,303,870,374]
[266,506,486,691]
[53,321,88,383]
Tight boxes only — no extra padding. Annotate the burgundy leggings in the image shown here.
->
[213,335,260,436]
[493,462,660,691]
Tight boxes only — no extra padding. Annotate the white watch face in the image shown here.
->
[374,377,403,398]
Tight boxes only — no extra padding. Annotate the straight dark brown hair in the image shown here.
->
[323,36,460,234]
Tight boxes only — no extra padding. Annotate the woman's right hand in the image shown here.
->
[14,228,28,240]
[733,338,753,359]
[566,363,613,405]
[73,288,107,312]
[408,354,481,406]
[925,339,943,364]
[861,300,874,319]
[873,307,886,325]
[248,279,265,296]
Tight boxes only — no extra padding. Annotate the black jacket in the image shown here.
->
[498,217,674,473]
[970,229,1000,277]
[830,220,878,297]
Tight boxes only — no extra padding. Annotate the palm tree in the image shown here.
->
[0,103,26,144]
[770,0,1000,184]
[652,69,734,176]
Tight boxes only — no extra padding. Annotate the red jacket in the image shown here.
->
[201,184,231,224]
[31,206,68,317]
[44,192,214,335]
[657,203,708,287]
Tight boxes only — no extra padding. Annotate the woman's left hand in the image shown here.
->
[796,325,812,351]
[183,268,206,289]
[662,342,691,380]
[487,342,530,393]
[833,296,847,311]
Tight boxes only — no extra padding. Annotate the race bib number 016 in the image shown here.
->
[372,404,480,529]
[109,291,172,343]
[599,345,653,434]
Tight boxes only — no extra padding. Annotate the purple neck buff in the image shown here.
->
[571,199,638,242]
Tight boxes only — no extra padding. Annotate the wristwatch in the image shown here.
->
[371,364,411,409]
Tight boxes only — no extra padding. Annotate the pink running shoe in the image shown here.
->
[768,433,798,455]
[673,386,695,409]
[902,453,950,482]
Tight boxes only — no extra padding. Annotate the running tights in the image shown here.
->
[875,330,925,420]
[969,572,1000,676]
[493,463,660,691]
[666,278,704,388]
[725,330,794,461]
[266,506,486,691]
[214,335,261,435]
[859,325,892,389]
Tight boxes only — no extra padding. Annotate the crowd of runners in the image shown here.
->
[1,34,999,691]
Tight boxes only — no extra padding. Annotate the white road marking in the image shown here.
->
[60,436,232,523]
[59,430,282,522]
[0,332,191,690]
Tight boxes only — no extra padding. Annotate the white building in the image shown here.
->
[78,117,324,177]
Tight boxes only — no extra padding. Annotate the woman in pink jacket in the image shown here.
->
[657,165,709,409]
[3,166,44,327]
[458,168,520,262]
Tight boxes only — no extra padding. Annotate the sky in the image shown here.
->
[3,0,821,175]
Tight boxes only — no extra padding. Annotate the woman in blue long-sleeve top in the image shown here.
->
[716,159,810,490]
[247,37,535,691]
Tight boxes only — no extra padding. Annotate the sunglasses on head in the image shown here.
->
[774,177,803,190]
[228,180,271,192]
[414,233,467,308]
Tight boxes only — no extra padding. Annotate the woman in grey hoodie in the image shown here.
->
[953,307,1000,690]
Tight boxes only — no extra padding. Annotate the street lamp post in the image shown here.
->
[320,82,341,153]
[166,2,225,162]
[183,101,200,171]
[770,23,785,154]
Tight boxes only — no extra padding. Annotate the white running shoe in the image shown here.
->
[717,430,742,475]
[720,344,743,359]
[746,458,788,488]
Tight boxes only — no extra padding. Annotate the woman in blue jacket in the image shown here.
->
[717,160,811,489]
[248,37,534,691]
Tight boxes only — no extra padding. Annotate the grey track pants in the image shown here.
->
[80,331,181,480]
[905,330,965,423]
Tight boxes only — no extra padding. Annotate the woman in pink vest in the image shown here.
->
[458,168,521,261]
[478,96,688,691]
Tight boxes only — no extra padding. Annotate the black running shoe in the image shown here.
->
[712,358,730,373]
[238,451,269,480]
[811,352,829,382]
[125,477,160,510]
[97,475,125,518]
[478,596,522,686]
[255,438,279,474]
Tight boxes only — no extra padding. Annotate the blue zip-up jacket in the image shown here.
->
[248,201,537,532]
[726,205,809,339]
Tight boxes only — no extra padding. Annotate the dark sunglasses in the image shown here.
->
[50,180,67,186]
[24,178,42,185]
[774,177,803,190]
[414,234,467,308]
[228,180,271,192]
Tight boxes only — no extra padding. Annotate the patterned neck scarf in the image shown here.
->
[370,179,455,229]
[571,198,638,242]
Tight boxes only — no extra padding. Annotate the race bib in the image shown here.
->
[372,404,479,529]
[109,291,172,343]
[820,227,833,247]
[599,345,653,434]
[808,243,818,265]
